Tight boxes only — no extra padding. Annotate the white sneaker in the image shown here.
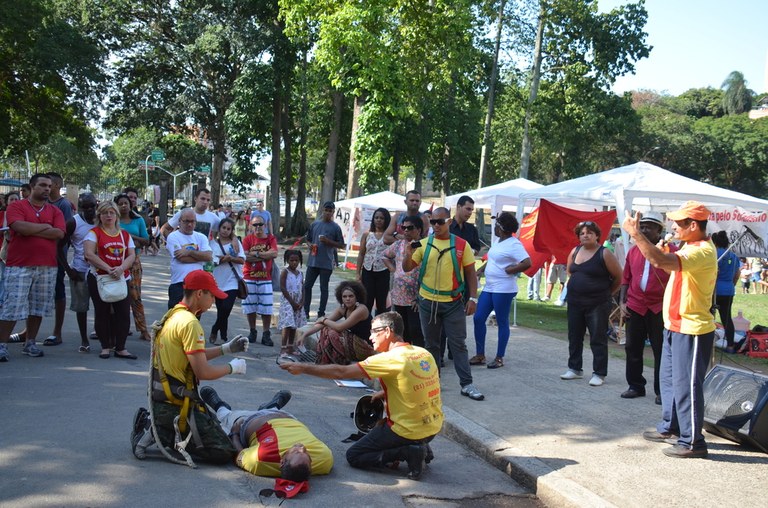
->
[589,374,605,386]
[540,296,550,302]
[554,299,566,307]
[560,369,583,380]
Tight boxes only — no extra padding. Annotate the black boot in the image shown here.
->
[405,444,426,480]
[258,390,292,410]
[199,386,231,412]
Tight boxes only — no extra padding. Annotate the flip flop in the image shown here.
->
[99,352,111,359]
[43,336,62,346]
[114,351,138,360]
[79,345,90,353]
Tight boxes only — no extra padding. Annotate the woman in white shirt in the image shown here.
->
[210,218,246,344]
[470,212,531,369]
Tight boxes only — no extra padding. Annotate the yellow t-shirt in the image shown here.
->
[663,239,717,335]
[412,235,475,302]
[153,305,206,383]
[236,418,333,476]
[357,344,443,440]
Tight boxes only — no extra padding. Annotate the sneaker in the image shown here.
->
[248,329,258,344]
[131,407,152,459]
[540,296,550,301]
[405,444,426,480]
[261,330,274,347]
[8,333,24,343]
[560,369,583,380]
[588,374,604,386]
[553,299,566,307]
[22,343,44,358]
[258,390,292,410]
[0,344,8,362]
[460,384,485,401]
[199,386,231,412]
[620,388,646,399]
[662,444,708,459]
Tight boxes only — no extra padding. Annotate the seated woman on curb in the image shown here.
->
[299,280,374,365]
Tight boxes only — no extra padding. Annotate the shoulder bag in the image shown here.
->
[218,238,248,299]
[96,232,128,303]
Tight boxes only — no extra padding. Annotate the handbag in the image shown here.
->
[96,233,128,303]
[217,238,248,299]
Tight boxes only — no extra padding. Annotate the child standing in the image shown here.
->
[278,249,306,358]
[740,258,752,294]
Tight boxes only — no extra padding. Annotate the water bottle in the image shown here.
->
[204,261,214,273]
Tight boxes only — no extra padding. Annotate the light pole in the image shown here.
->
[144,155,151,200]
[154,165,194,213]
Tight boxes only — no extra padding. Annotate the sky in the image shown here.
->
[597,0,767,96]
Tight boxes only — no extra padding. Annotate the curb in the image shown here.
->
[442,407,617,508]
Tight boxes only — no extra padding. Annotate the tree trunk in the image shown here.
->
[209,120,227,205]
[323,90,343,204]
[478,0,505,189]
[391,145,400,192]
[270,92,281,238]
[281,102,293,236]
[347,94,366,199]
[292,48,309,236]
[520,4,546,180]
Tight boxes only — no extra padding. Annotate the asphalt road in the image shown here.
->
[0,251,539,507]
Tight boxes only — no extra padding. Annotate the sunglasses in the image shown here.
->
[252,223,265,227]
[370,325,390,334]
[429,218,448,226]
[401,225,416,231]
[577,221,595,227]
[259,489,286,506]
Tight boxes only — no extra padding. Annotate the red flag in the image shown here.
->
[518,207,553,277]
[534,200,616,264]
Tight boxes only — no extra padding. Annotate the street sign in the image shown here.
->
[139,161,157,168]
[197,165,211,173]
[151,149,165,162]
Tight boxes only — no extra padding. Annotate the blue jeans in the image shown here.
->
[566,300,611,376]
[346,423,435,469]
[303,266,332,317]
[473,291,515,358]
[657,329,714,450]
[419,297,472,387]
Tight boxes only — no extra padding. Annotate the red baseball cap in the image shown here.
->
[183,270,228,299]
[273,478,309,499]
[666,201,711,221]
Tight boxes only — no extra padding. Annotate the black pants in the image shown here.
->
[394,304,424,348]
[715,295,735,346]
[346,423,434,469]
[566,300,611,376]
[212,289,238,341]
[87,273,130,351]
[361,268,390,315]
[168,282,184,309]
[303,266,332,317]
[625,307,664,395]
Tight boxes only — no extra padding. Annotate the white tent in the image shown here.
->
[517,162,768,217]
[334,191,408,212]
[516,162,768,256]
[445,178,543,216]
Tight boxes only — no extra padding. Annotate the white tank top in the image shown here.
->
[71,214,94,273]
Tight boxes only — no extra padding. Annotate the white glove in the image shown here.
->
[229,358,246,375]
[222,335,249,355]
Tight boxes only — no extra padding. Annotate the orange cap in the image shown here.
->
[666,201,711,221]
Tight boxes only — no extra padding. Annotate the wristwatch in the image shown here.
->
[468,297,478,303]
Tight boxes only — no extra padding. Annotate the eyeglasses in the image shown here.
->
[180,219,196,224]
[429,218,448,226]
[258,489,286,506]
[370,325,390,334]
[402,225,415,231]
[252,223,265,227]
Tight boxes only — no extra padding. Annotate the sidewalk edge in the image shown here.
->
[442,406,618,508]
